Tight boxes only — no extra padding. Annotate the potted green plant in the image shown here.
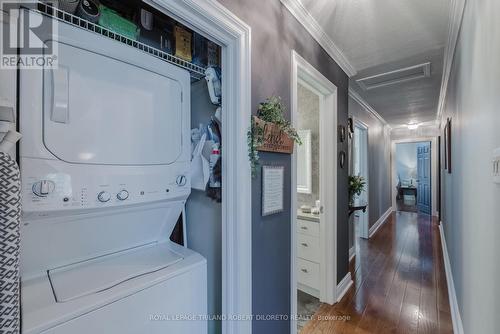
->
[348,175,366,206]
[248,96,301,177]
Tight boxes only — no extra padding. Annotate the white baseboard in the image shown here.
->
[439,223,464,334]
[336,272,353,302]
[368,207,393,238]
[349,246,355,262]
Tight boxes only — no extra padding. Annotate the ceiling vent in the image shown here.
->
[356,62,431,91]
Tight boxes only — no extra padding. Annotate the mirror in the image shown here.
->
[297,129,312,194]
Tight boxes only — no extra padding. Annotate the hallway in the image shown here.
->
[301,212,452,333]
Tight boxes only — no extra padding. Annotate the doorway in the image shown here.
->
[352,121,369,239]
[138,2,252,334]
[290,51,338,334]
[393,141,432,215]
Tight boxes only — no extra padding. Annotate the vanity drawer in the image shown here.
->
[297,219,319,237]
[297,234,320,263]
[297,258,320,290]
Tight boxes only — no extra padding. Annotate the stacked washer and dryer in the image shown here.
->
[18,9,207,334]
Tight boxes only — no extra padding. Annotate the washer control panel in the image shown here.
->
[21,158,190,213]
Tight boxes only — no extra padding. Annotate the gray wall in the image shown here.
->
[215,1,350,333]
[297,83,320,208]
[349,97,392,229]
[186,80,222,334]
[440,0,500,333]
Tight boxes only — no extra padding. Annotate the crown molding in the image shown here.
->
[436,0,466,127]
[281,0,357,77]
[348,88,390,128]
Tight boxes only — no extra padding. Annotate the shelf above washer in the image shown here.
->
[32,1,207,80]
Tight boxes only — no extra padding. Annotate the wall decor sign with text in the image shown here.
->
[262,165,285,216]
[254,117,294,154]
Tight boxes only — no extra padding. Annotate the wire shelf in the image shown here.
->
[33,1,207,80]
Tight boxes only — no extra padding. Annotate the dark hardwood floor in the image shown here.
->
[396,198,418,213]
[301,211,453,334]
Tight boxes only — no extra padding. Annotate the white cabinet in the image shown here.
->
[296,217,321,298]
[297,258,319,291]
[296,218,320,237]
[297,233,320,262]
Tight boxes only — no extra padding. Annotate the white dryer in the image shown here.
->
[18,9,206,334]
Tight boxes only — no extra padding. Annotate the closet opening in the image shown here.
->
[20,1,251,334]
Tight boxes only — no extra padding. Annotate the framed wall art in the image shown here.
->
[444,118,452,173]
[262,165,285,216]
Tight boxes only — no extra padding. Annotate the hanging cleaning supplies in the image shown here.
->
[205,67,221,105]
[209,143,221,188]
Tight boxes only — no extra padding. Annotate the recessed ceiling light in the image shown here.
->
[407,123,420,130]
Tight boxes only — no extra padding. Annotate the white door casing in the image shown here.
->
[290,50,338,334]
[352,120,369,239]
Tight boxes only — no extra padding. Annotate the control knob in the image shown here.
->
[32,180,55,197]
[176,175,187,186]
[116,189,129,201]
[97,191,111,203]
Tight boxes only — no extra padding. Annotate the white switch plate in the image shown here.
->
[494,148,500,184]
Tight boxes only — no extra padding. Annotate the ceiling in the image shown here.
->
[297,0,451,127]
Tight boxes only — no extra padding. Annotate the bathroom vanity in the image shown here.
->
[296,210,321,298]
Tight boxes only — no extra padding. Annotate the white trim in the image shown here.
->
[368,207,392,238]
[391,137,439,217]
[348,246,355,262]
[439,223,464,334]
[147,2,252,334]
[348,88,390,128]
[291,50,338,334]
[436,0,466,125]
[336,273,353,302]
[280,0,357,77]
[352,120,370,239]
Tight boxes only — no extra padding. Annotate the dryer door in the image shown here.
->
[43,41,184,165]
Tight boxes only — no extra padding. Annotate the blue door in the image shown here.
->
[417,142,431,214]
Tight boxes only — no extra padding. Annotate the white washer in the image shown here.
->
[18,10,206,334]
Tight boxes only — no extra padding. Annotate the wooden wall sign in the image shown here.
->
[254,116,294,154]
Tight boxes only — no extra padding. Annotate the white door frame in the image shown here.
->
[146,1,252,333]
[290,51,338,334]
[352,119,370,239]
[391,137,438,217]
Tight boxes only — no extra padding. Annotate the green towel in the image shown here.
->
[98,6,139,40]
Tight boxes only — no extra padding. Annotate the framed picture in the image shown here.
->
[443,124,448,170]
[338,125,346,143]
[262,165,285,216]
[443,118,452,173]
[347,117,354,138]
[339,151,346,169]
[446,118,452,173]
